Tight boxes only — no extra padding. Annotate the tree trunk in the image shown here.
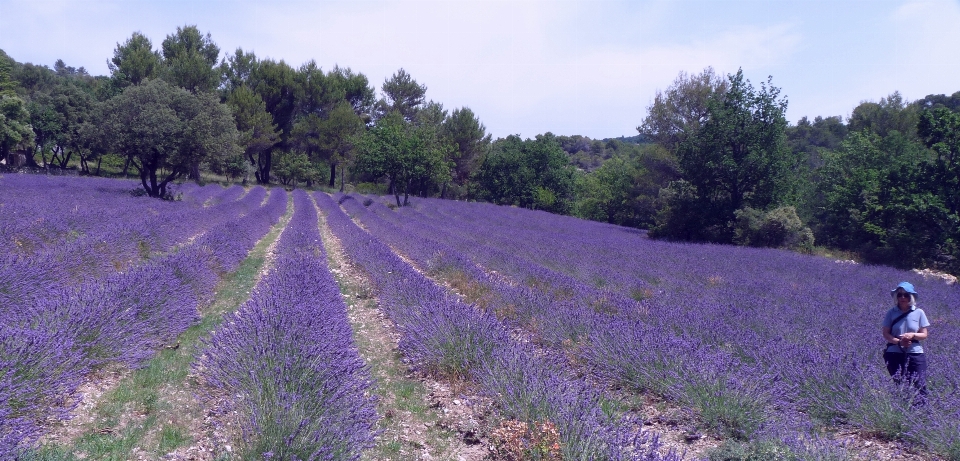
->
[258,151,272,184]
[189,162,201,182]
[329,162,337,188]
[390,179,401,207]
[25,148,40,168]
[95,157,102,176]
[122,156,131,177]
[339,166,345,192]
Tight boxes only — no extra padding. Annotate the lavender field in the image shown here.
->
[346,193,960,459]
[4,174,960,460]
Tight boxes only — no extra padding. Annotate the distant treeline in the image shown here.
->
[1,29,959,272]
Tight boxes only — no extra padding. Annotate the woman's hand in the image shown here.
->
[898,336,913,347]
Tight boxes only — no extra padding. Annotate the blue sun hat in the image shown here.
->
[891,281,918,297]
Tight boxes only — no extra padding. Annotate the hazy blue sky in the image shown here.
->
[2,0,959,139]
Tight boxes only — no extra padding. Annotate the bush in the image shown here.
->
[733,206,814,251]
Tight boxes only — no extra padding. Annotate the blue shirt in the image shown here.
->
[883,306,930,353]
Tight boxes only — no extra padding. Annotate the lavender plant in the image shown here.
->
[0,177,286,454]
[198,190,377,460]
[347,195,960,457]
[316,192,677,460]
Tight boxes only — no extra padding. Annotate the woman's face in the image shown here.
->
[895,289,912,309]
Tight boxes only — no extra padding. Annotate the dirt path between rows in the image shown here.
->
[316,199,493,461]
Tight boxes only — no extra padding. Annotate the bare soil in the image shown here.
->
[318,202,494,461]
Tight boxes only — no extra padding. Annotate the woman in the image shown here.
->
[881,281,930,403]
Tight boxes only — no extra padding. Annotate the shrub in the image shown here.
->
[733,206,814,251]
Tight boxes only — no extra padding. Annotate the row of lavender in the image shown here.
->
[0,176,287,456]
[197,190,377,460]
[385,196,960,457]
[320,193,677,460]
[350,196,827,454]
[0,175,256,311]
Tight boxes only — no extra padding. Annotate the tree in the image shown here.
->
[848,91,918,139]
[271,149,319,187]
[440,107,491,196]
[353,111,451,206]
[638,67,728,152]
[247,58,298,184]
[573,154,645,226]
[101,79,238,198]
[317,101,364,190]
[816,130,945,267]
[107,32,161,87]
[654,69,796,243]
[160,25,221,94]
[227,86,280,184]
[0,94,33,163]
[918,106,960,215]
[221,48,258,97]
[0,49,19,96]
[26,80,94,170]
[375,69,426,122]
[473,133,575,213]
[328,65,375,117]
[916,91,960,113]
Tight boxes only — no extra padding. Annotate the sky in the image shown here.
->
[2,0,959,140]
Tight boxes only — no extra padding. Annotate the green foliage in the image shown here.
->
[328,65,376,116]
[227,85,280,183]
[0,49,18,96]
[25,78,96,170]
[918,106,960,214]
[107,32,161,88]
[848,91,918,139]
[813,129,956,269]
[473,133,576,214]
[353,111,452,206]
[733,206,814,251]
[271,150,320,186]
[653,69,796,243]
[0,94,34,159]
[375,68,426,122]
[100,79,239,197]
[567,137,678,228]
[160,25,221,93]
[573,154,649,227]
[638,67,728,152]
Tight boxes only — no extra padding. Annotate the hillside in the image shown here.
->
[3,174,957,460]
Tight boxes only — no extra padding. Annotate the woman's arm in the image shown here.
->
[901,327,928,341]
[882,326,900,344]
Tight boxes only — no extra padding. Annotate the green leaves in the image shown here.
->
[473,133,575,214]
[655,69,794,243]
[101,79,238,197]
[353,111,452,206]
[108,32,161,88]
[160,25,221,94]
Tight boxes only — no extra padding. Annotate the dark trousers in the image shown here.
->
[883,351,928,404]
